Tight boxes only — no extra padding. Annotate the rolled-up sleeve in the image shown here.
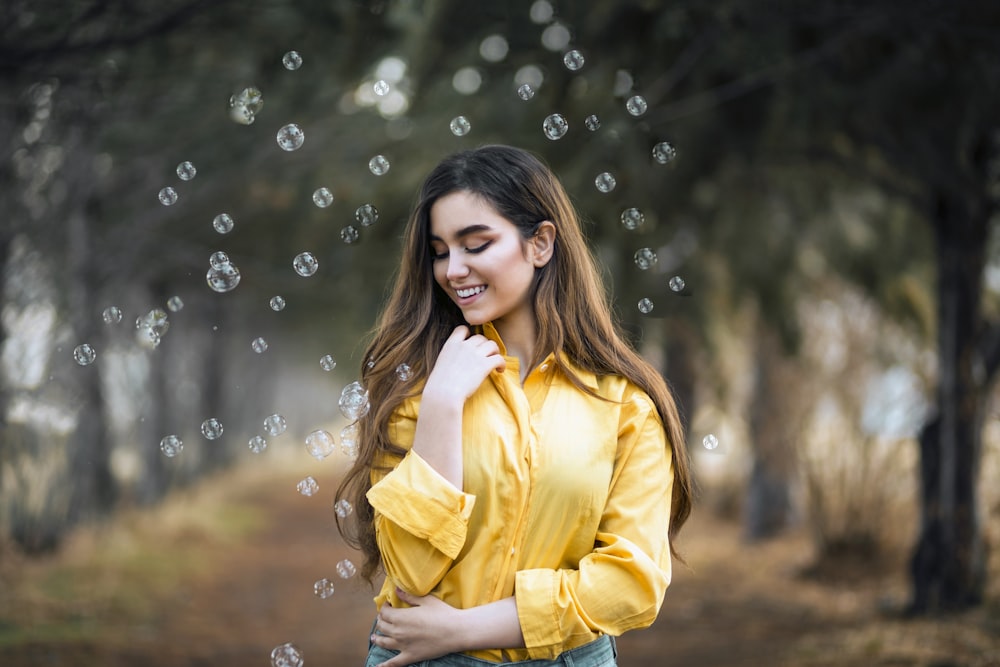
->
[366,399,476,596]
[514,394,674,658]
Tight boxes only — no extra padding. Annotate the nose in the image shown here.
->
[446,253,470,281]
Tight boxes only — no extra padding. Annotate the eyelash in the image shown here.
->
[431,241,490,260]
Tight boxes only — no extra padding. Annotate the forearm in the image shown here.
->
[411,392,464,490]
[454,596,525,652]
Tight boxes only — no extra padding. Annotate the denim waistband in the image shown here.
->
[365,634,616,667]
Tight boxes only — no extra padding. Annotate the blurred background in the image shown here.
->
[1,1,998,665]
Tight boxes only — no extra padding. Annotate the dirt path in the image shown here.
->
[3,464,997,667]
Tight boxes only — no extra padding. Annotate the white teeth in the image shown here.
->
[456,286,485,298]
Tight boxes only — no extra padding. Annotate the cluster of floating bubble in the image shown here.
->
[313,578,335,599]
[669,276,686,292]
[282,51,302,71]
[340,225,360,244]
[248,435,267,454]
[517,83,535,100]
[136,308,171,348]
[542,113,568,140]
[176,161,196,181]
[305,429,336,460]
[563,49,585,70]
[270,296,286,311]
[340,422,359,458]
[621,208,644,231]
[339,381,370,421]
[229,86,263,125]
[355,203,378,226]
[584,114,600,131]
[102,306,123,324]
[336,558,357,579]
[158,186,178,206]
[594,172,616,193]
[637,298,654,314]
[368,154,390,175]
[206,251,241,293]
[271,642,304,667]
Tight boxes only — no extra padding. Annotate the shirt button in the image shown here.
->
[540,363,549,372]
[510,547,516,555]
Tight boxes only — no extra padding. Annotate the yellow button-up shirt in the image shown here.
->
[366,322,675,662]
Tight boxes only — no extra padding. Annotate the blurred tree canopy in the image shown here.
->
[1,0,998,615]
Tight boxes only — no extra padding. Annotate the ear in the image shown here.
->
[529,221,556,267]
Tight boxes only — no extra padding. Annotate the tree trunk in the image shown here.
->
[744,321,797,540]
[909,195,989,612]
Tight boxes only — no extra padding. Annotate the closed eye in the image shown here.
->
[430,241,491,261]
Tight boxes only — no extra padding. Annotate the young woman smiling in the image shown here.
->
[336,145,693,667]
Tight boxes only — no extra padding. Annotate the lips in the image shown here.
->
[455,285,486,299]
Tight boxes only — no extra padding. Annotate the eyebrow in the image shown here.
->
[429,224,493,242]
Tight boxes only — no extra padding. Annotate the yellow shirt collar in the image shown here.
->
[479,321,599,391]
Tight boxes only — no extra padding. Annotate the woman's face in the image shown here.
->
[428,191,551,331]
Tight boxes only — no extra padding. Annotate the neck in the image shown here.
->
[493,311,538,381]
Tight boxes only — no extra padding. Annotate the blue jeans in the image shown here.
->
[364,634,617,667]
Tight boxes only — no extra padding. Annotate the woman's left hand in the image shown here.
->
[371,588,461,667]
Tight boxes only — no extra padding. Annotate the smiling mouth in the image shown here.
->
[456,285,486,299]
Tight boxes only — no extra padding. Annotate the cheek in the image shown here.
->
[432,261,449,289]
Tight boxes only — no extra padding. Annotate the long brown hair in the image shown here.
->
[336,145,693,582]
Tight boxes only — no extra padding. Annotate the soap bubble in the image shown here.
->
[158,187,178,206]
[282,51,302,70]
[339,381,370,421]
[594,172,616,193]
[479,34,509,62]
[368,155,390,175]
[270,296,286,311]
[669,275,686,292]
[334,498,353,518]
[248,435,267,454]
[160,435,183,457]
[634,247,657,270]
[542,113,568,140]
[276,124,304,151]
[626,94,648,116]
[373,79,390,96]
[102,306,123,324]
[213,213,234,234]
[652,141,678,164]
[313,578,335,599]
[516,83,535,101]
[251,337,268,353]
[209,251,230,270]
[450,116,471,136]
[452,67,482,95]
[264,413,287,437]
[336,559,357,579]
[395,363,413,381]
[175,161,196,181]
[73,344,96,366]
[271,642,304,667]
[200,418,224,440]
[340,423,359,458]
[621,208,644,231]
[703,433,719,450]
[355,203,378,226]
[293,252,318,277]
[206,262,240,292]
[637,297,654,314]
[297,476,319,497]
[229,86,262,125]
[584,114,600,131]
[340,225,360,244]
[135,326,161,349]
[312,187,334,208]
[167,296,184,312]
[305,429,336,460]
[563,49,585,70]
[138,309,170,337]
[320,354,337,371]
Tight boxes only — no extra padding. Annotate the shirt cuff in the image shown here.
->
[514,568,563,659]
[366,450,476,559]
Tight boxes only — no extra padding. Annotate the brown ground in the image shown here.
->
[1,463,998,667]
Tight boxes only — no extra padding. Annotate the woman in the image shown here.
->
[336,145,693,667]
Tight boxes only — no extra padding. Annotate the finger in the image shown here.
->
[394,587,417,605]
[449,325,470,341]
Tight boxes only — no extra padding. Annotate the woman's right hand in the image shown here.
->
[423,326,506,405]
